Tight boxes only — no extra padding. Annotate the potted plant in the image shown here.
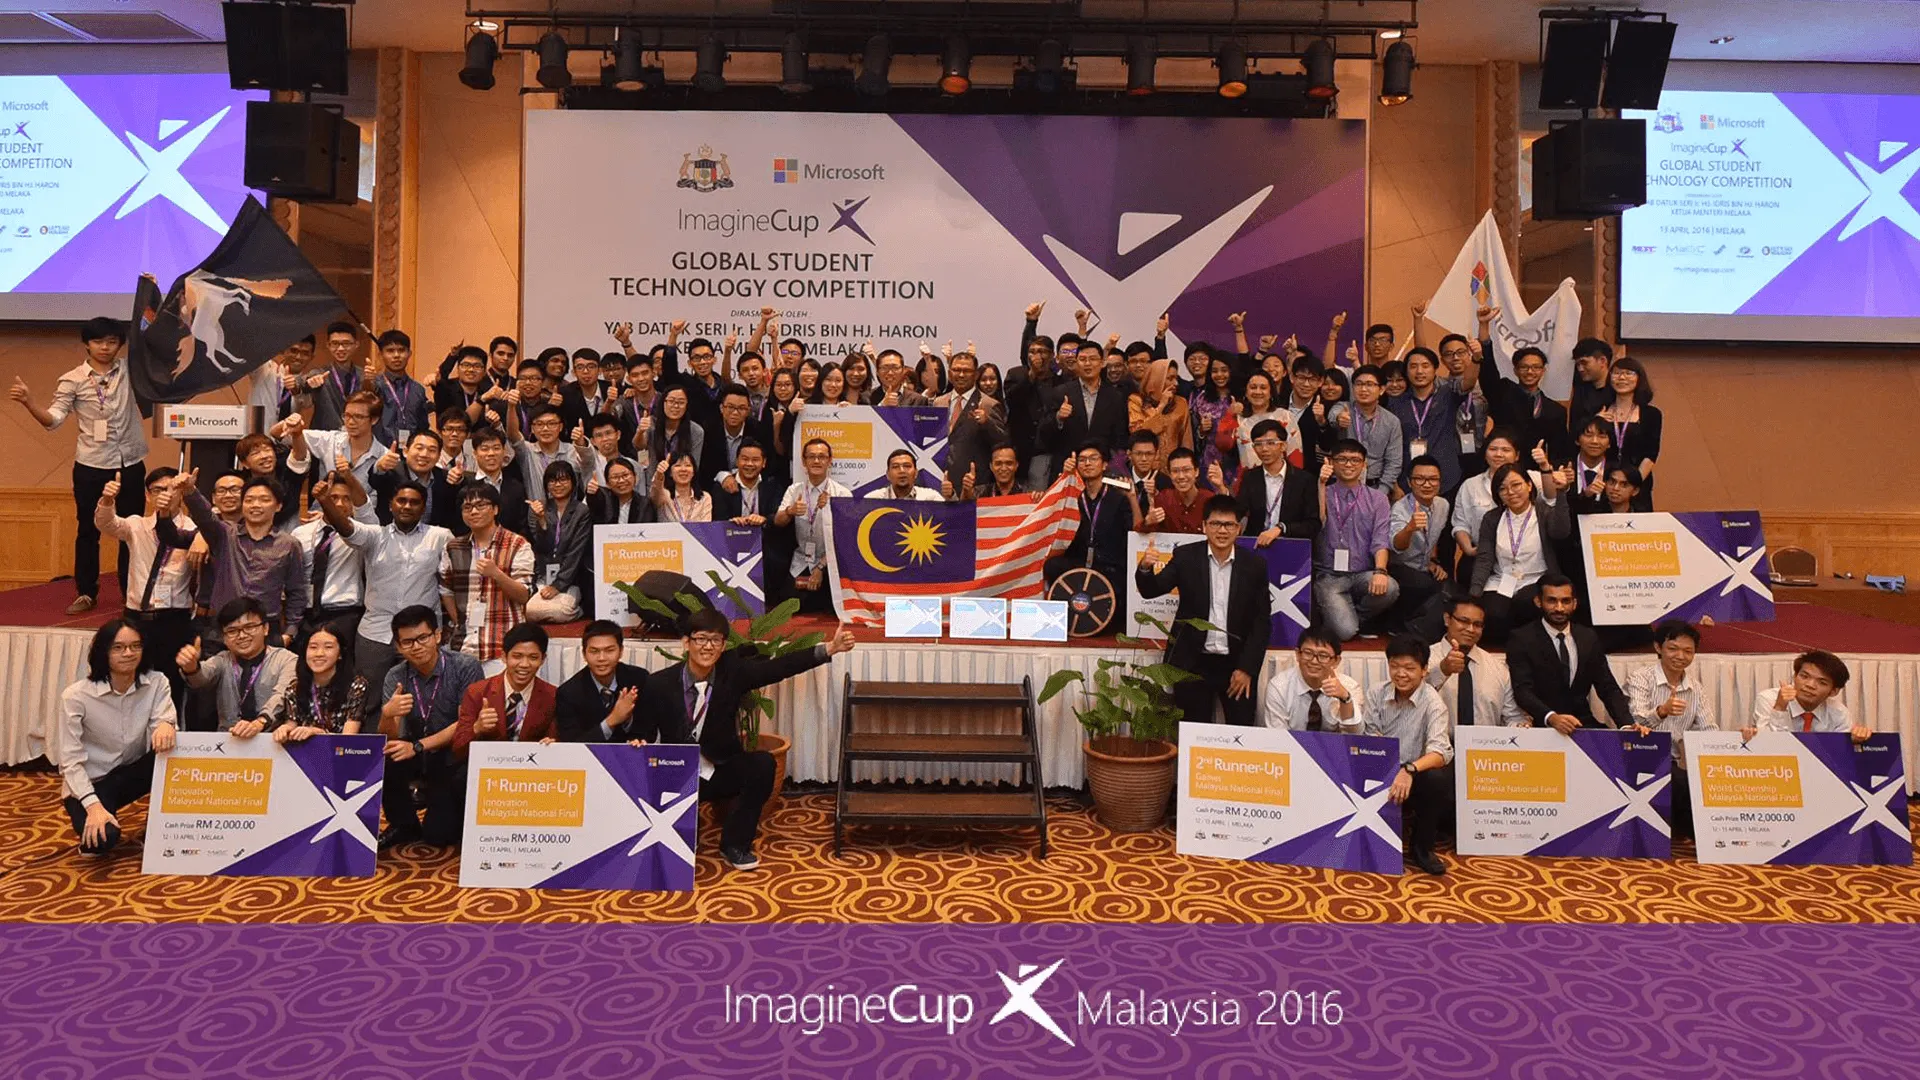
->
[1038,613,1200,832]
[615,572,823,819]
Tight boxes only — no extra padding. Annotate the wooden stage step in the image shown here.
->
[844,733,1036,761]
[841,790,1042,823]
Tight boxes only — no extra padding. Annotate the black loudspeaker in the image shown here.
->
[1602,20,1676,110]
[1533,119,1647,220]
[632,570,710,633]
[1539,20,1610,109]
[223,2,350,95]
[244,101,360,203]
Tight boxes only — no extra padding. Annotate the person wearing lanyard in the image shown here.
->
[1312,439,1398,643]
[433,346,494,430]
[637,608,857,872]
[1331,366,1403,496]
[177,599,296,735]
[1043,441,1141,590]
[307,322,365,431]
[291,477,368,657]
[365,329,429,448]
[1386,456,1452,637]
[1363,636,1456,876]
[376,605,485,849]
[1234,419,1319,548]
[1387,348,1465,495]
[267,624,370,740]
[526,460,592,624]
[94,469,197,706]
[774,438,850,614]
[9,316,148,615]
[1468,462,1573,644]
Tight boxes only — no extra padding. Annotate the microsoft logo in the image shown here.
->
[773,158,800,184]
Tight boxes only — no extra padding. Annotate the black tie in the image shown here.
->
[1556,632,1573,684]
[504,692,524,739]
[309,526,334,606]
[600,685,616,720]
[238,657,263,719]
[1306,690,1324,732]
[1457,656,1476,725]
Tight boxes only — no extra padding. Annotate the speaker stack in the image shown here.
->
[1532,16,1676,220]
[224,2,360,204]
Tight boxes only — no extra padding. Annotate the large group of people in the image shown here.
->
[16,299,1862,877]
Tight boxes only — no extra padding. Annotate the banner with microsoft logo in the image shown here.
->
[1455,727,1674,858]
[142,732,385,878]
[1578,510,1773,626]
[459,742,699,890]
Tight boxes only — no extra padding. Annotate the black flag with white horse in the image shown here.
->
[127,196,348,405]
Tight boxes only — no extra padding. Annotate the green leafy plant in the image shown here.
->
[1037,612,1205,753]
[613,571,824,750]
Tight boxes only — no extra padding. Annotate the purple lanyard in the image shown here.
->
[1408,395,1435,436]
[550,501,565,546]
[330,365,355,401]
[408,670,441,727]
[93,370,112,412]
[309,682,331,725]
[1327,485,1363,536]
[1351,407,1370,442]
[382,375,409,415]
[1612,418,1631,449]
[1505,509,1534,562]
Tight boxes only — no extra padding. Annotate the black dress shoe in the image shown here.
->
[1408,847,1446,876]
[377,826,421,852]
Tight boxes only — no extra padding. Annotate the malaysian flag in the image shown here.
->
[827,474,1083,626]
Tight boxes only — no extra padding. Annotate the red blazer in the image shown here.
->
[452,674,558,757]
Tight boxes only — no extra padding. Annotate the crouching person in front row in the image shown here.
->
[50,620,178,855]
[1365,634,1456,877]
[634,608,857,873]
[376,605,484,851]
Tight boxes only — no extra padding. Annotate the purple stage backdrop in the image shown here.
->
[2,923,1915,1078]
[0,74,258,304]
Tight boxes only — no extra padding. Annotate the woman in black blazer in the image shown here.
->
[1470,463,1572,644]
[589,458,651,525]
[1596,357,1661,511]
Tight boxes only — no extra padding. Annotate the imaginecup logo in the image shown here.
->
[1836,140,1920,242]
[830,196,874,245]
[114,107,236,236]
[11,121,28,137]
[991,960,1075,1045]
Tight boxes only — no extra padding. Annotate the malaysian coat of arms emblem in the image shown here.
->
[679,146,734,192]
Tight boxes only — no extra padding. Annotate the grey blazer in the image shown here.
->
[186,646,298,730]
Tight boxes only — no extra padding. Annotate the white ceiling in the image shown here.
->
[6,0,1920,64]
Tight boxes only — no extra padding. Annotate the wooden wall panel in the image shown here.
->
[0,487,108,590]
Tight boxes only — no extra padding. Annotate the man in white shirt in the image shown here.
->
[1261,628,1362,732]
[9,317,148,614]
[280,392,386,524]
[292,477,369,654]
[1625,620,1716,841]
[1745,649,1871,743]
[1364,635,1455,875]
[874,449,943,501]
[1426,595,1526,727]
[774,438,850,614]
[95,469,199,703]
[317,475,454,687]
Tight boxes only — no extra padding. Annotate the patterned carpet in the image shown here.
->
[1,770,1915,924]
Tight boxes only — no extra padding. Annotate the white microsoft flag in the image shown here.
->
[1425,211,1584,400]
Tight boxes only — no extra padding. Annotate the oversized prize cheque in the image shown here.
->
[1686,731,1911,866]
[460,741,700,890]
[1454,727,1673,858]
[142,732,385,878]
[1177,722,1405,874]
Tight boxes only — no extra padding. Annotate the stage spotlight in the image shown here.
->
[1379,40,1415,105]
[858,33,891,96]
[694,37,727,93]
[780,32,812,94]
[459,29,498,91]
[1216,41,1248,98]
[1032,38,1065,93]
[536,31,571,90]
[1125,36,1157,96]
[612,31,647,91]
[940,35,972,95]
[1303,38,1336,99]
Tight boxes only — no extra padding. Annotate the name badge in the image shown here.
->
[541,564,560,586]
[1333,549,1352,573]
[801,540,817,564]
[1460,432,1477,453]
[1408,438,1428,459]
[93,418,110,441]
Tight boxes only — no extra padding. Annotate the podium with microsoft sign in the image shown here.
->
[155,403,266,498]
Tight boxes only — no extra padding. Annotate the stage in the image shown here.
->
[3,579,1919,789]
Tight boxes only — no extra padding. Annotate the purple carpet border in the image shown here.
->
[4,922,1918,1079]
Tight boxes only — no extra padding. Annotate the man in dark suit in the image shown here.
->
[1133,495,1272,726]
[451,623,559,758]
[1038,341,1129,462]
[1507,574,1632,731]
[368,430,456,528]
[699,384,772,488]
[936,351,1009,492]
[1233,419,1321,545]
[713,438,790,601]
[634,609,856,871]
[558,349,613,431]
[1473,344,1572,465]
[552,620,649,743]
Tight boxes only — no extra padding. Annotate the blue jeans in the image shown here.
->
[1312,569,1400,641]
